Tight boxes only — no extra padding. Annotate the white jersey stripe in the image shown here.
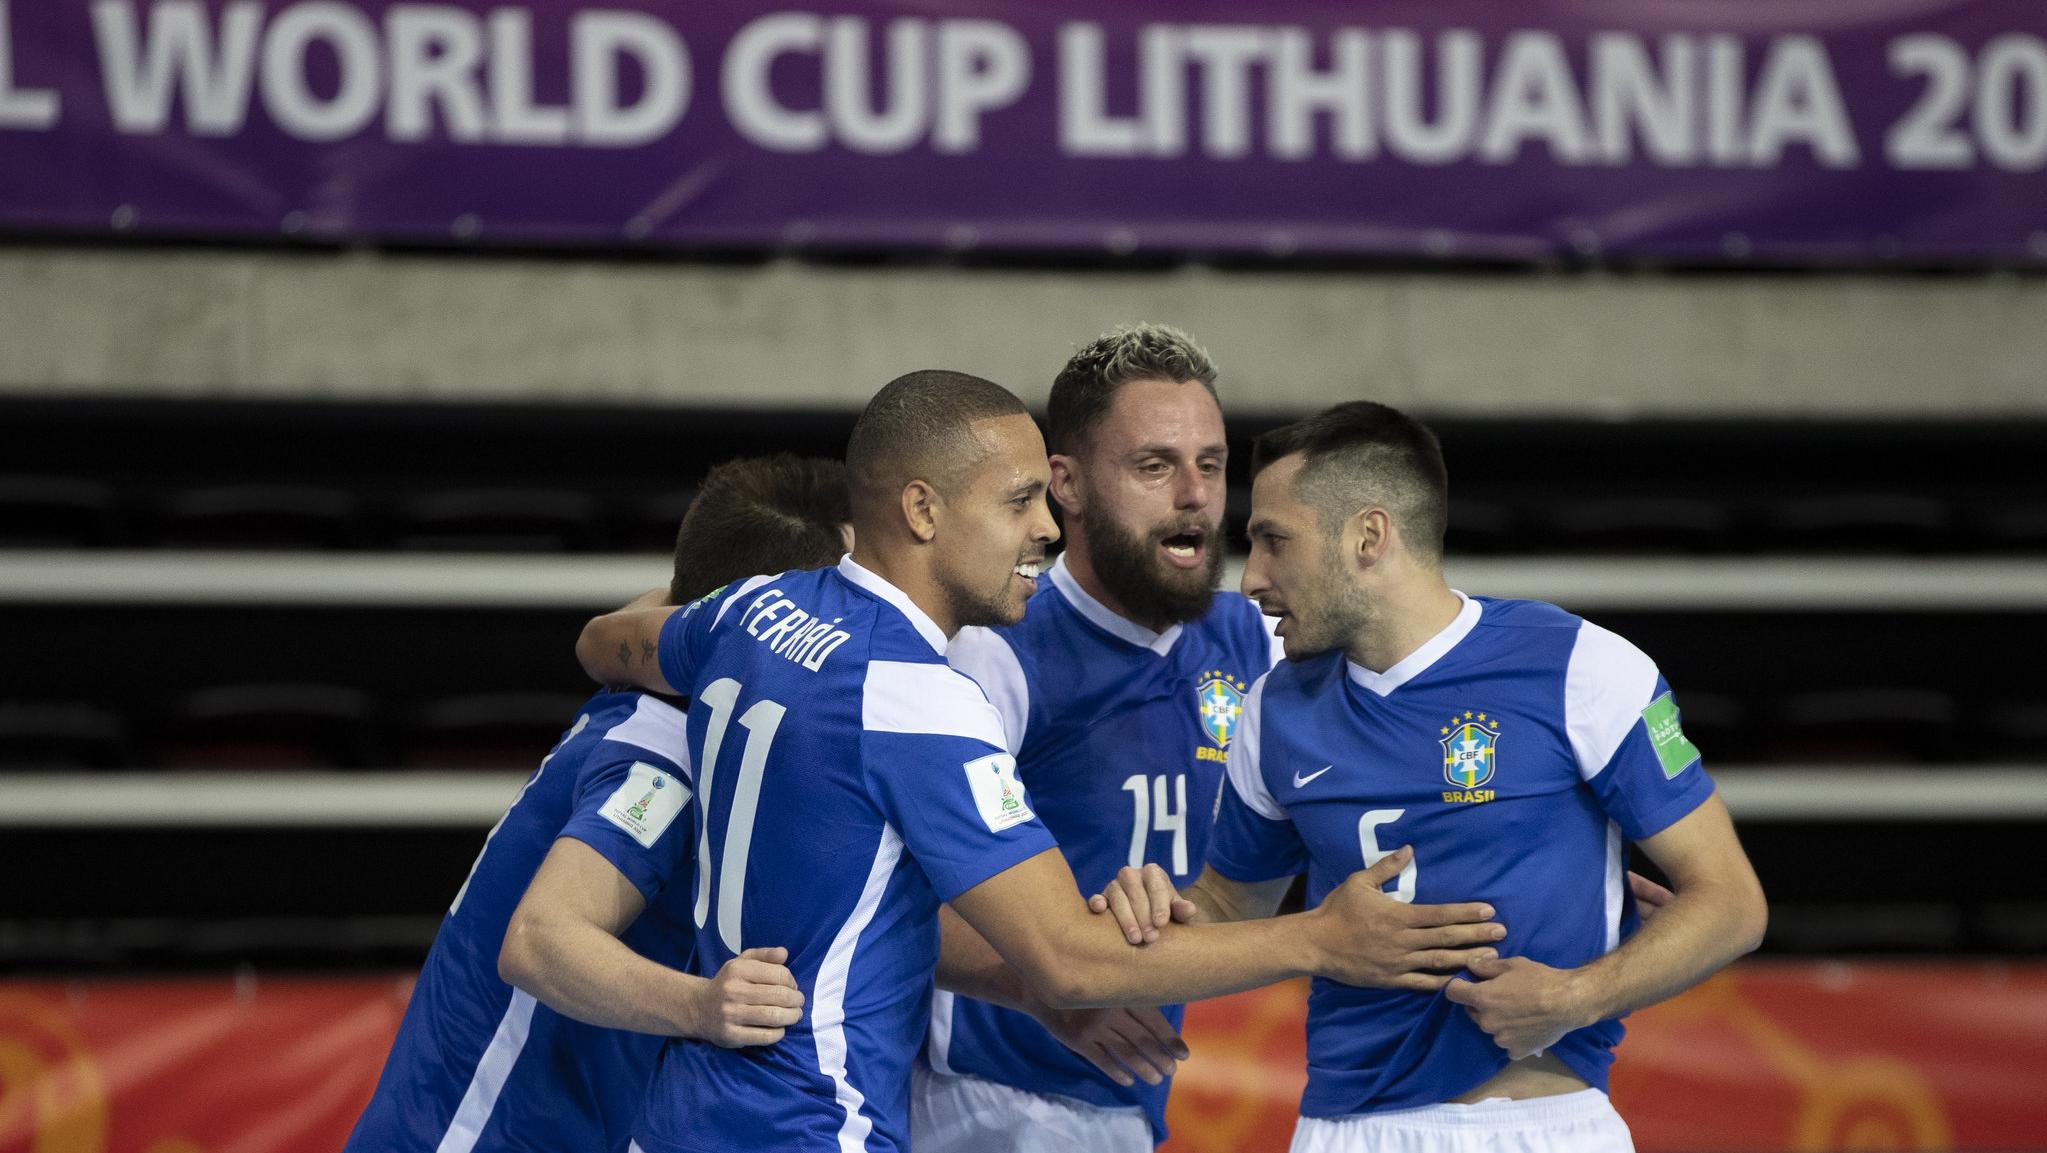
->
[925,989,958,1075]
[433,989,538,1153]
[1226,675,1287,821]
[814,823,906,1153]
[1564,620,1662,781]
[946,629,1029,756]
[601,695,693,778]
[1601,820,1624,954]
[862,661,1007,748]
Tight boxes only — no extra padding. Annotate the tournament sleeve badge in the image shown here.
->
[1440,711,1500,803]
[1641,692,1703,778]
[602,761,693,847]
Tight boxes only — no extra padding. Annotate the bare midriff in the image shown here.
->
[1445,1053,1590,1103]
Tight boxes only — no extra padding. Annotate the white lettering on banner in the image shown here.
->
[83,0,688,146]
[1054,22,1868,169]
[0,0,61,129]
[935,20,1029,153]
[387,5,488,143]
[723,13,1030,155]
[487,9,569,144]
[1746,36,1859,167]
[1889,32,2047,173]
[1269,27,1371,161]
[572,9,688,147]
[92,0,260,136]
[261,3,381,142]
[23,5,2041,178]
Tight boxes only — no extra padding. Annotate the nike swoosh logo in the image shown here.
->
[1293,765,1333,788]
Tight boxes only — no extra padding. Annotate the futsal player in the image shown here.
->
[342,454,847,1153]
[1095,402,1768,1152]
[570,372,1472,1153]
[918,326,1507,1153]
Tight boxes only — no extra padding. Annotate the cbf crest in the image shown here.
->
[1196,671,1250,750]
[1441,711,1501,791]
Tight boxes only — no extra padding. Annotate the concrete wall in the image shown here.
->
[2,246,2040,416]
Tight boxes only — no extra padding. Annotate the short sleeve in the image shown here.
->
[947,627,1030,757]
[859,660,1057,902]
[657,574,776,700]
[559,752,696,904]
[1203,676,1309,883]
[1566,621,1717,842]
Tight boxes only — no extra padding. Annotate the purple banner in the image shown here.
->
[1,0,2044,261]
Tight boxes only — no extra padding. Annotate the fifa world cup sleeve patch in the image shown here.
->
[962,752,1035,833]
[600,761,692,848]
[1642,693,1702,779]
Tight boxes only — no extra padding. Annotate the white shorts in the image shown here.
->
[911,1064,1153,1153]
[1289,1089,1634,1153]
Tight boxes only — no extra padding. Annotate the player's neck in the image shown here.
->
[1342,578,1463,674]
[1058,541,1170,634]
[849,544,960,639]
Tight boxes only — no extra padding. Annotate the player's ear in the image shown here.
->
[901,479,940,543]
[1048,455,1083,517]
[1351,506,1392,569]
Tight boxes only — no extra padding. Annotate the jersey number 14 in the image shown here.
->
[1121,773,1190,876]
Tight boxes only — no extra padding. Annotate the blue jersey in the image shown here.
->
[638,557,1059,1153]
[1206,594,1716,1117]
[933,555,1281,1139]
[345,689,698,1153]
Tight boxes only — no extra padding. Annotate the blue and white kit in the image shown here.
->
[345,689,697,1153]
[633,557,1058,1153]
[930,555,1281,1142]
[1207,593,1715,1118]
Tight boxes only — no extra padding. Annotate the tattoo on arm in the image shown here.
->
[640,638,658,666]
[617,641,631,669]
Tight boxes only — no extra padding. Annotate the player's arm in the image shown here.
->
[936,906,1188,1088]
[1093,862,1675,942]
[500,838,804,1046]
[1445,792,1766,1058]
[951,844,1479,1010]
[575,598,682,693]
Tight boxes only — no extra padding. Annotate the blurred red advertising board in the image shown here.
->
[1,962,2043,1153]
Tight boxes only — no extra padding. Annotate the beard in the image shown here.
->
[1281,537,1375,658]
[1080,507,1224,629]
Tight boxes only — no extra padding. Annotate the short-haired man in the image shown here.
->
[570,372,1457,1153]
[1099,401,1767,1152]
[918,329,1507,1153]
[345,454,850,1153]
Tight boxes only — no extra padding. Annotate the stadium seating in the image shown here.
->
[2,399,2041,963]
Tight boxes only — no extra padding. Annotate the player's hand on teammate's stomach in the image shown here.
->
[1306,848,1508,991]
[690,946,806,1048]
[1031,1003,1191,1087]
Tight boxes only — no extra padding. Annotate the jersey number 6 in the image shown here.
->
[1358,809,1417,903]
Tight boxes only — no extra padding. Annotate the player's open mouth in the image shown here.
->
[1159,528,1207,569]
[1013,560,1042,581]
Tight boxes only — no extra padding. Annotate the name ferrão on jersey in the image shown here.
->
[733,584,854,671]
